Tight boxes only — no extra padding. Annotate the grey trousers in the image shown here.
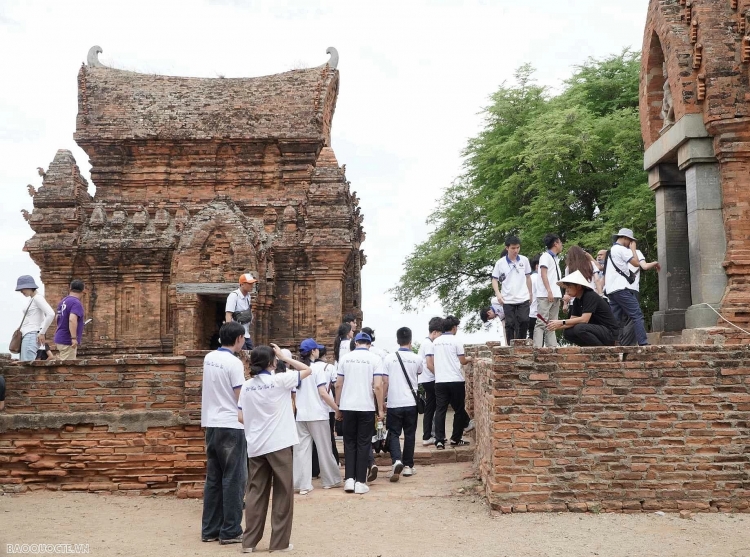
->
[293,420,342,491]
[243,447,294,552]
[534,297,561,347]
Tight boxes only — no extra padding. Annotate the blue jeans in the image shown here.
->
[20,331,38,362]
[202,427,248,541]
[608,289,648,346]
[387,406,418,467]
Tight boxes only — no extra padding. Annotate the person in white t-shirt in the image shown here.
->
[527,256,540,339]
[238,343,312,553]
[381,327,423,481]
[335,332,384,495]
[429,316,474,450]
[492,235,533,344]
[619,248,660,345]
[604,228,659,346]
[417,317,443,446]
[292,338,342,494]
[534,234,564,348]
[225,273,258,351]
[200,322,248,545]
[479,297,507,346]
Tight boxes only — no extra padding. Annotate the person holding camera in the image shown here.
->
[225,273,257,351]
[603,228,652,346]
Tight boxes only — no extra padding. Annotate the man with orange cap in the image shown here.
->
[225,273,258,351]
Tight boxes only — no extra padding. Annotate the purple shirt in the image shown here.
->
[53,296,85,345]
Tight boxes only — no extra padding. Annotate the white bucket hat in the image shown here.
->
[556,270,593,290]
[612,228,637,242]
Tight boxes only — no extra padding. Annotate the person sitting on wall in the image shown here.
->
[225,273,258,351]
[546,271,619,347]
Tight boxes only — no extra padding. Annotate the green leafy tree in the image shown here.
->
[392,50,657,330]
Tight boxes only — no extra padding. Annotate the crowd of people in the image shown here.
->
[482,227,660,347]
[201,303,475,552]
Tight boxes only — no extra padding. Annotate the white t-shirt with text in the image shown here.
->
[338,348,383,412]
[382,349,423,408]
[492,255,531,304]
[536,251,563,298]
[239,370,301,458]
[201,348,245,429]
[295,360,334,422]
[431,333,466,384]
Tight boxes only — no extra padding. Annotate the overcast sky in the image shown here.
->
[0,0,650,353]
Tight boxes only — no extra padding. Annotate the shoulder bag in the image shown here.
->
[395,352,426,414]
[9,299,34,354]
[231,292,254,324]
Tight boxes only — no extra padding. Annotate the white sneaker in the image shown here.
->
[464,419,476,433]
[298,487,313,495]
[422,437,435,446]
[403,466,416,477]
[323,481,341,489]
[390,460,404,482]
[344,478,355,492]
[354,482,370,494]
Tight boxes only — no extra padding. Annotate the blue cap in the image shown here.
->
[299,338,325,353]
[354,332,372,343]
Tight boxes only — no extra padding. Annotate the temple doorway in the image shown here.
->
[197,294,228,350]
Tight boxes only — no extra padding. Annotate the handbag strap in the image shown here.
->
[17,298,34,330]
[395,352,419,406]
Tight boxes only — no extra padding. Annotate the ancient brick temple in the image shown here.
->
[641,0,750,339]
[23,46,364,356]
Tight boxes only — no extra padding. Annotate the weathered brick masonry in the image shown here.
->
[0,353,209,496]
[467,342,750,513]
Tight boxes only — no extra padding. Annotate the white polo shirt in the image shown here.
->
[604,244,637,295]
[536,251,563,298]
[627,250,645,292]
[338,348,383,412]
[432,333,465,384]
[225,289,252,338]
[529,274,539,316]
[239,369,301,458]
[492,255,531,304]
[417,337,435,384]
[295,360,334,422]
[201,348,245,429]
[382,349,423,408]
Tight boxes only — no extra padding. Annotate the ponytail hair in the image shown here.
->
[249,345,275,376]
[333,323,352,362]
[299,349,313,366]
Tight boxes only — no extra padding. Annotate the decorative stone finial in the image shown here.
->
[87,45,105,68]
[326,47,339,70]
[27,184,36,197]
[37,167,46,178]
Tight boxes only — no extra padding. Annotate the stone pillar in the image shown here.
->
[649,164,691,332]
[679,139,727,328]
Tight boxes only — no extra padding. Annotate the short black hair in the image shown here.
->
[428,317,443,334]
[543,234,560,250]
[530,255,541,272]
[442,315,460,333]
[343,313,357,324]
[219,321,246,347]
[360,326,375,343]
[505,235,521,248]
[479,307,492,323]
[70,279,85,293]
[396,327,412,346]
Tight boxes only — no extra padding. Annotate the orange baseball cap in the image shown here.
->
[239,273,258,285]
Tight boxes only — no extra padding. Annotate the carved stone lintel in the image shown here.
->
[325,47,339,70]
[87,46,105,68]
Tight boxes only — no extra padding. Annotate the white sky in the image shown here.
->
[0,0,649,353]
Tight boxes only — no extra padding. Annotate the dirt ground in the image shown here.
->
[1,462,747,557]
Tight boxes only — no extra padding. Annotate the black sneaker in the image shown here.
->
[367,464,379,482]
[436,441,445,450]
[220,536,243,545]
[450,439,471,447]
[201,537,219,543]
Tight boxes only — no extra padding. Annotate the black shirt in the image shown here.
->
[570,289,619,332]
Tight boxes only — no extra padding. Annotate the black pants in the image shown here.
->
[422,381,436,441]
[202,427,248,541]
[504,301,531,343]
[563,324,616,347]
[434,382,470,444]
[243,337,254,351]
[342,410,373,483]
[527,317,537,339]
[387,406,418,467]
[328,412,340,464]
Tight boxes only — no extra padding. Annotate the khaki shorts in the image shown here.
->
[57,345,78,360]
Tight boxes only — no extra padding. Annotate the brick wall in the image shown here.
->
[0,352,213,496]
[467,341,750,513]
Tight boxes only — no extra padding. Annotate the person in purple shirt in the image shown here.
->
[53,280,85,360]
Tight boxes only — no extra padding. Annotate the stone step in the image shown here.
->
[335,435,475,467]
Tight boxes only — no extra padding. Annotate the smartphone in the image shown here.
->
[536,313,549,325]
